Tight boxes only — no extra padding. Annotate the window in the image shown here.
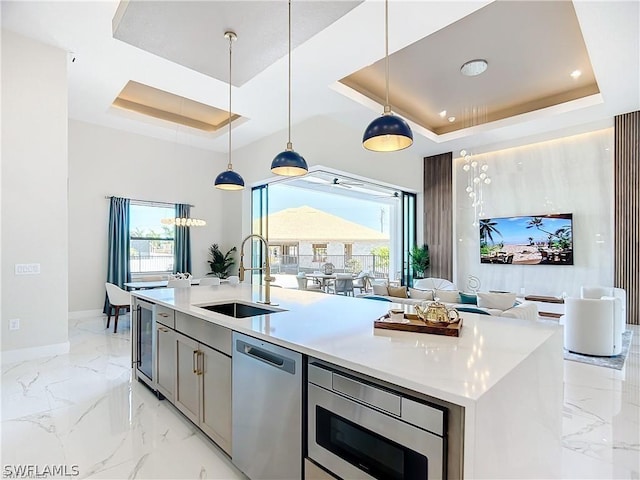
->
[312,243,328,263]
[344,243,353,260]
[129,203,175,273]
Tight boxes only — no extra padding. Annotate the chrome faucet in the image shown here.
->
[238,234,277,305]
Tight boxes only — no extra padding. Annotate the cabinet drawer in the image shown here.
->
[156,305,175,328]
[175,312,231,356]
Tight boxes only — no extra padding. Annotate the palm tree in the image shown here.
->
[526,217,555,237]
[479,219,502,245]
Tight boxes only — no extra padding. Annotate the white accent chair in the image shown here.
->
[105,282,131,333]
[562,296,624,356]
[413,277,456,291]
[581,286,627,325]
[199,277,221,286]
[166,278,191,288]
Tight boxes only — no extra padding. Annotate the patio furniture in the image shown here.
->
[296,273,322,291]
[330,273,355,296]
[352,271,372,294]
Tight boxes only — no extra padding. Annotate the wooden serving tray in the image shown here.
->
[374,313,463,337]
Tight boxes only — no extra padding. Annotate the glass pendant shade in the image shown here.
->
[362,113,414,152]
[214,168,244,190]
[271,144,308,176]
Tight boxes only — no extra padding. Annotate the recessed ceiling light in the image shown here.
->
[570,69,582,79]
[448,116,456,123]
[460,59,488,77]
[439,110,447,118]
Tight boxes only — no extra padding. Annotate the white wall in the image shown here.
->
[454,128,614,297]
[1,31,69,355]
[68,120,234,312]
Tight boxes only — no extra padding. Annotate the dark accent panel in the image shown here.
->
[614,111,640,325]
[423,153,453,281]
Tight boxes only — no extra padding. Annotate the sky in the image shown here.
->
[130,204,175,236]
[483,215,573,245]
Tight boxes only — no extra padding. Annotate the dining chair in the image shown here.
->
[199,277,221,286]
[296,273,322,292]
[331,273,355,296]
[105,282,131,333]
[353,271,372,294]
[167,278,191,288]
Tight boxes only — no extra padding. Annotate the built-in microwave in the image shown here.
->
[307,361,447,480]
[132,298,156,390]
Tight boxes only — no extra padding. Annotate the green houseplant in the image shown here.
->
[207,244,237,278]
[409,244,430,278]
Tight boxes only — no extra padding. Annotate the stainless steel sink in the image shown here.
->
[199,302,284,318]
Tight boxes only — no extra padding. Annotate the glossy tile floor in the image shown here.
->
[1,314,638,479]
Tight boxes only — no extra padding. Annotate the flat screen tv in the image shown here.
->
[479,213,573,265]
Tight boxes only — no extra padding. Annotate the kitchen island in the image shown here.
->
[132,284,563,479]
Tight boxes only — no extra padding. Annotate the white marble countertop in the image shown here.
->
[132,284,561,407]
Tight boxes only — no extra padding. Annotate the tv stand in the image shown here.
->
[524,295,564,319]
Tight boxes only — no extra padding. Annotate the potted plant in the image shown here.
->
[410,244,430,279]
[207,244,237,278]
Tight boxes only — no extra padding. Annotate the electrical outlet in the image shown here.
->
[9,319,20,330]
[15,263,41,275]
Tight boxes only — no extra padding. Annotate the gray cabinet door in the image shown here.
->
[174,332,200,425]
[156,325,176,401]
[199,343,232,455]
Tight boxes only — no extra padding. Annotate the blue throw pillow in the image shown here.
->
[363,295,392,302]
[459,293,478,305]
[456,306,491,315]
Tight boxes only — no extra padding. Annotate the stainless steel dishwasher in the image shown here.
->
[232,332,302,480]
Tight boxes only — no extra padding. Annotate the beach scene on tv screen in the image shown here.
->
[479,214,573,265]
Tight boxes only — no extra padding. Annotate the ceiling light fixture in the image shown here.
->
[448,116,456,123]
[439,110,447,118]
[214,31,245,191]
[570,69,582,79]
[271,0,308,177]
[460,59,488,77]
[362,0,413,152]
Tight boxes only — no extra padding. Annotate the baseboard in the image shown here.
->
[68,309,104,319]
[2,341,70,364]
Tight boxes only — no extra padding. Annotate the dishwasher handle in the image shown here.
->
[236,339,296,375]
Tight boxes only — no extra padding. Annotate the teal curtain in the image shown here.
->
[175,203,192,274]
[104,197,130,314]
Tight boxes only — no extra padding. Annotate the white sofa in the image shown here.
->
[362,286,538,321]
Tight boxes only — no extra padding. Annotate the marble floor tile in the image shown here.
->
[2,315,639,479]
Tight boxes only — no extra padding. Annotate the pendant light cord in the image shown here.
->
[384,0,390,112]
[227,33,233,170]
[287,0,293,150]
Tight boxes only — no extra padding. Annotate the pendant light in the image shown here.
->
[215,31,245,191]
[270,0,308,177]
[362,0,413,152]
